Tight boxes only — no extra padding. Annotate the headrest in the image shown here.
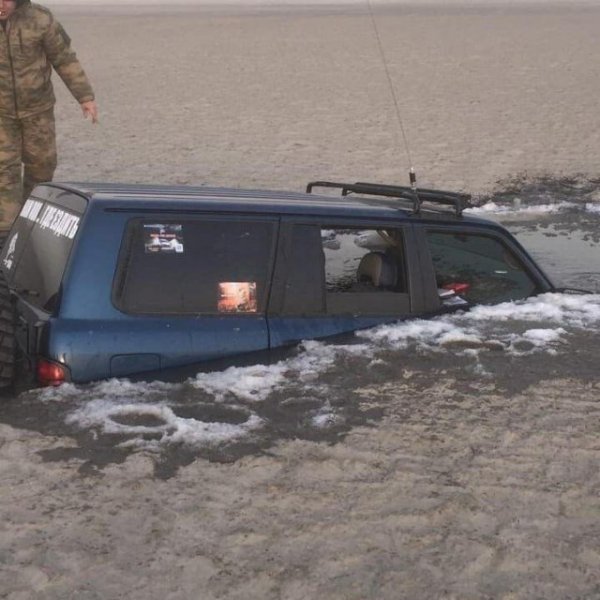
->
[356,252,397,288]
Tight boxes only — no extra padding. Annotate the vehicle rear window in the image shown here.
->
[426,230,538,304]
[0,198,82,311]
[114,218,276,315]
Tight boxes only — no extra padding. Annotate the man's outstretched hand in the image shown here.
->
[81,100,99,124]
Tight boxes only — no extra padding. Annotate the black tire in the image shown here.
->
[0,232,16,391]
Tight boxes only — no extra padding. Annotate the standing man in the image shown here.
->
[0,0,97,229]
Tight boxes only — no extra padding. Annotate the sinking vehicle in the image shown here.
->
[0,180,557,388]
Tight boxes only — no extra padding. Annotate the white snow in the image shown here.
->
[358,293,600,353]
[66,399,262,450]
[467,201,580,215]
[190,340,372,402]
[467,199,600,216]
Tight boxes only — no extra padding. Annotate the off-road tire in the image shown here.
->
[0,232,15,390]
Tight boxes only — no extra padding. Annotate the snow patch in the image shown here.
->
[467,201,579,215]
[190,340,371,402]
[66,399,262,450]
[358,293,600,354]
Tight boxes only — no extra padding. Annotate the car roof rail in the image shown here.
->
[306,180,472,216]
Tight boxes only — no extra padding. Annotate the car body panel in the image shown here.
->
[45,316,270,381]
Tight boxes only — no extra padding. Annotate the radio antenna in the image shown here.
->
[365,0,420,208]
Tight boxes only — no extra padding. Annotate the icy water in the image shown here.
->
[0,178,598,479]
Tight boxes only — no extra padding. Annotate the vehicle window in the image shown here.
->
[0,198,82,312]
[114,219,275,315]
[426,230,537,304]
[323,228,407,293]
[321,227,410,315]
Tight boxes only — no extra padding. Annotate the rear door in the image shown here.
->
[267,218,423,347]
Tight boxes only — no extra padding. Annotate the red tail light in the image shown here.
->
[36,358,67,386]
[443,282,471,295]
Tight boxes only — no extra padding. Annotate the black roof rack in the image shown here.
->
[306,180,472,216]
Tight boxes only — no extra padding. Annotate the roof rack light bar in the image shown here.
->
[306,180,472,216]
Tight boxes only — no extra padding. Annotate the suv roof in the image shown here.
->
[47,182,485,223]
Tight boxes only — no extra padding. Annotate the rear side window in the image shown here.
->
[426,230,538,304]
[0,198,82,311]
[322,228,408,294]
[114,219,276,315]
[280,225,410,316]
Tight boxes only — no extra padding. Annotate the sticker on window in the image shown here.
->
[20,199,43,223]
[217,282,258,313]
[144,224,184,254]
[2,232,18,270]
[35,204,80,239]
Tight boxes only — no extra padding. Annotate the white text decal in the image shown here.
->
[19,199,80,240]
[36,205,80,239]
[20,199,44,222]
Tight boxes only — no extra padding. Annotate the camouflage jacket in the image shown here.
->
[0,1,94,118]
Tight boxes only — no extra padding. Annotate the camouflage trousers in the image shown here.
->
[0,108,57,229]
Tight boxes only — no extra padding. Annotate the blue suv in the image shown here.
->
[0,180,556,388]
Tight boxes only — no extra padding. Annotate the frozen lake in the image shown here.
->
[2,5,599,596]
